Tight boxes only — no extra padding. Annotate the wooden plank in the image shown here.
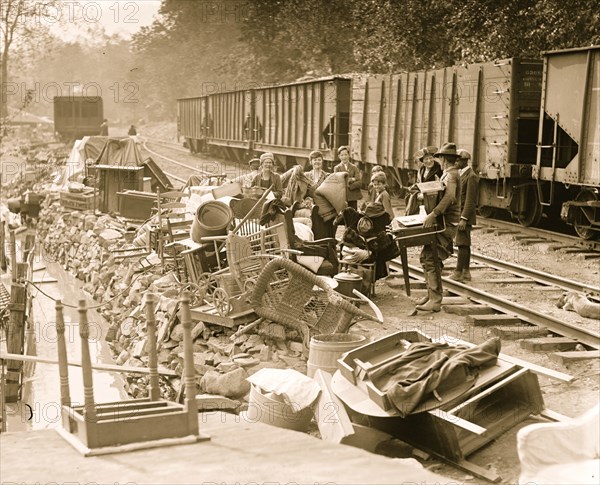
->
[312,370,355,443]
[447,368,529,414]
[0,352,177,377]
[520,337,579,352]
[428,408,487,435]
[467,314,521,326]
[490,325,548,340]
[499,353,573,382]
[441,304,495,316]
[540,408,571,422]
[439,296,471,305]
[550,350,600,365]
[482,277,535,284]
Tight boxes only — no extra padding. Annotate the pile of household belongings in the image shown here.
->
[329,330,502,419]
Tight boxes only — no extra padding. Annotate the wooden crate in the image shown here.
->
[60,190,96,211]
[332,331,546,482]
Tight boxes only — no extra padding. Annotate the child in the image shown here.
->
[366,166,384,203]
[370,172,394,220]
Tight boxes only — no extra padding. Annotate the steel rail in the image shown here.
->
[470,251,600,295]
[389,260,600,349]
[478,217,600,251]
[142,139,215,177]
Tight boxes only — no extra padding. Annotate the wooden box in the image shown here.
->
[60,190,96,211]
[332,330,546,482]
[117,190,156,220]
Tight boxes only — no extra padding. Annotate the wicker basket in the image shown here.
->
[250,258,380,347]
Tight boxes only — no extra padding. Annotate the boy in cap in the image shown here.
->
[229,157,261,188]
[416,142,461,312]
[451,149,479,282]
[334,145,362,209]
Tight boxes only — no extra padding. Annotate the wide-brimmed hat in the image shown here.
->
[435,142,458,158]
[414,146,438,161]
[457,149,471,160]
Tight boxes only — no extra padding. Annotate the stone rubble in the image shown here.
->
[7,151,310,411]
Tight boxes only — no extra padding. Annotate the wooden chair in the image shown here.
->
[153,189,189,260]
[55,293,209,454]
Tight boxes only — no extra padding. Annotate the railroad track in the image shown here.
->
[142,137,245,185]
[388,257,600,354]
[478,217,600,252]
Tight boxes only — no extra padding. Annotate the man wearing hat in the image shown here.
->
[229,157,261,188]
[416,142,461,312]
[451,149,479,282]
[334,146,362,209]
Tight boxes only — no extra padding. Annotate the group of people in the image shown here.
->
[410,142,479,312]
[228,141,478,312]
[98,119,138,138]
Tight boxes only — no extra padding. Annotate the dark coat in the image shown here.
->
[432,165,461,226]
[417,161,443,183]
[459,167,479,225]
[334,161,362,202]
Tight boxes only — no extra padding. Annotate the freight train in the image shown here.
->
[177,46,600,239]
[53,95,103,140]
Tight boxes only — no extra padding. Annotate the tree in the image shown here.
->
[0,0,55,118]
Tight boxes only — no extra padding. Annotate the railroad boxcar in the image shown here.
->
[175,48,598,238]
[350,58,545,226]
[177,95,209,153]
[177,76,351,170]
[534,46,600,239]
[53,96,103,140]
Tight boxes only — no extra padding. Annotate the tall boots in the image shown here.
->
[450,246,471,282]
[462,246,472,280]
[416,270,443,312]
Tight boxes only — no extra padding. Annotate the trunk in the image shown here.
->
[1,51,9,119]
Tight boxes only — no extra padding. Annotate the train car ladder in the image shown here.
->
[535,113,559,207]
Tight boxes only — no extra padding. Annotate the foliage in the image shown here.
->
[4,0,599,122]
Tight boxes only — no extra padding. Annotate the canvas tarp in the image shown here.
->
[93,137,144,168]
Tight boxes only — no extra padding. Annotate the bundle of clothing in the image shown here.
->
[334,202,399,280]
[373,338,501,417]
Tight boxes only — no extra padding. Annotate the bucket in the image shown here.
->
[190,200,233,243]
[248,384,313,431]
[333,272,363,297]
[307,333,367,378]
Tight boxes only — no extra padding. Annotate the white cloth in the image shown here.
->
[247,368,321,410]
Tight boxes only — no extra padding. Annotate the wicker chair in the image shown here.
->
[250,258,383,347]
[226,224,291,293]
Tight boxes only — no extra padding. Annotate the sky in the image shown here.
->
[41,0,162,39]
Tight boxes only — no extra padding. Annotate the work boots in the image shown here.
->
[416,270,443,312]
[449,270,465,282]
[450,247,470,282]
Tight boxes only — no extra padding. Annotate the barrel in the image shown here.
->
[307,333,367,378]
[190,200,233,242]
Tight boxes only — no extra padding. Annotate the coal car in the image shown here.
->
[177,46,599,238]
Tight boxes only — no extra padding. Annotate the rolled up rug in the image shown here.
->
[314,172,348,220]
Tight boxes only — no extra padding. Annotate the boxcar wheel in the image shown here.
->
[517,185,543,227]
[478,206,496,218]
[573,189,599,240]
